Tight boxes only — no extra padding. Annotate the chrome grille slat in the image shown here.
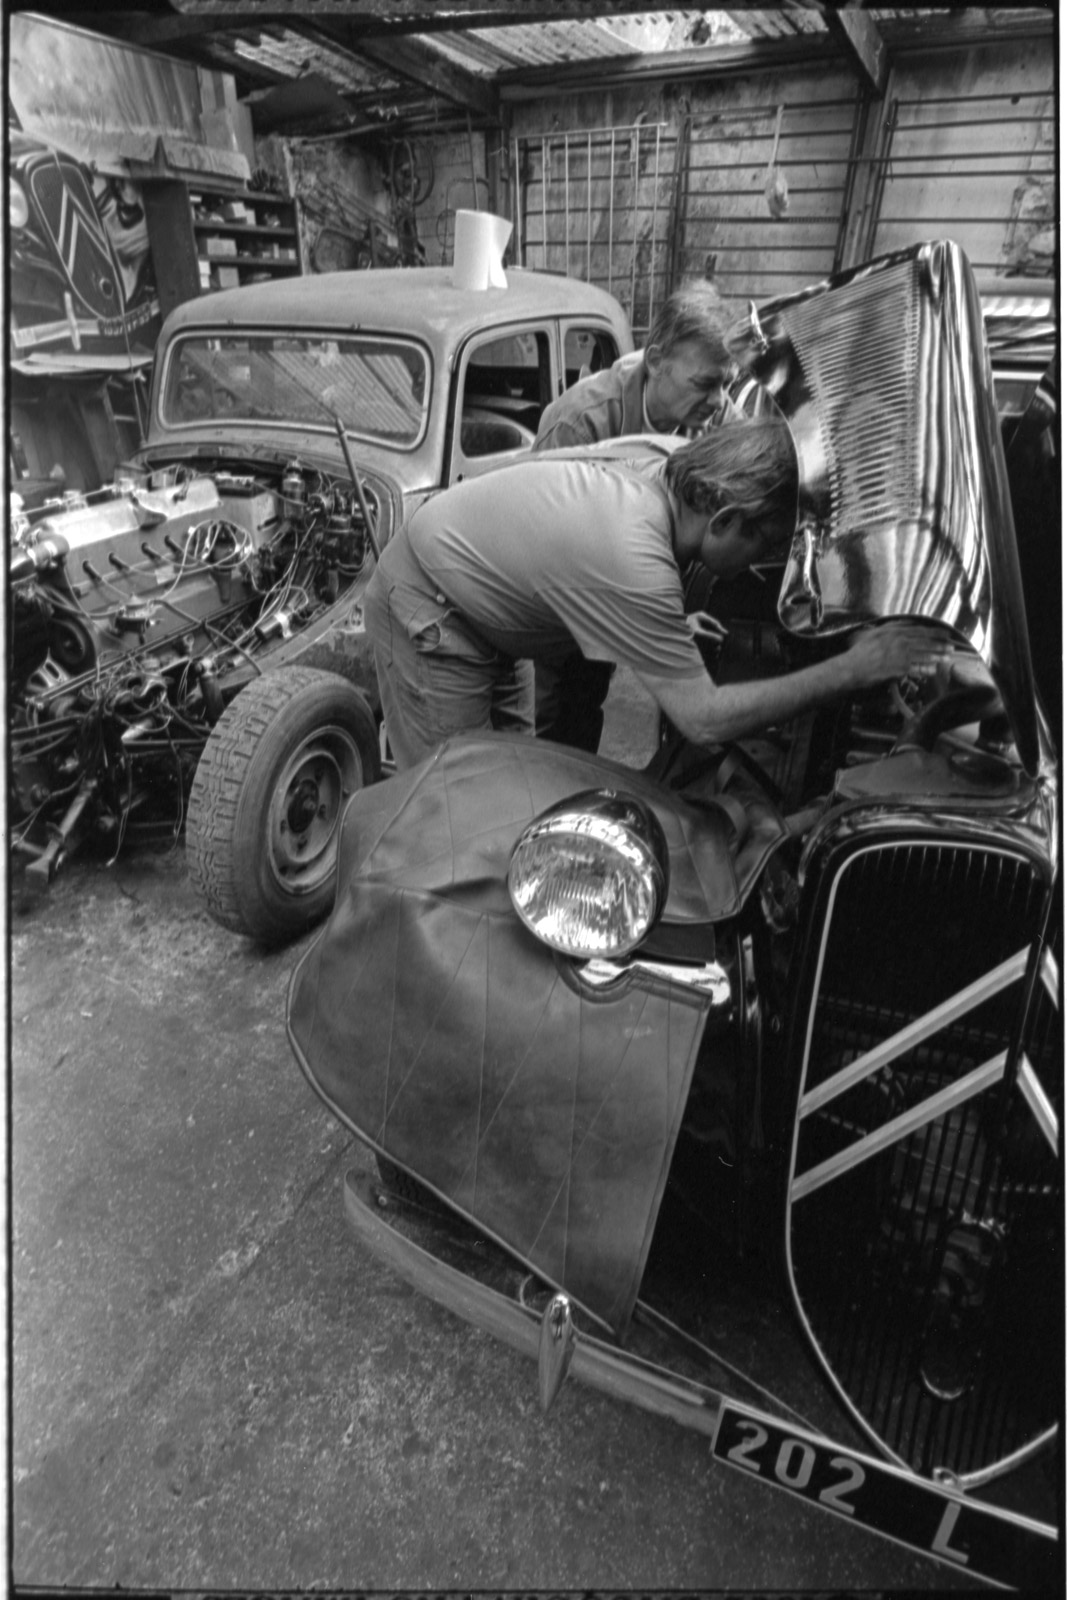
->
[784,261,922,533]
[788,840,1059,1478]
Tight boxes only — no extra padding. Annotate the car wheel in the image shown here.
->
[294,640,380,712]
[186,665,380,942]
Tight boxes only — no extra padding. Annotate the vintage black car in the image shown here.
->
[287,241,1060,1588]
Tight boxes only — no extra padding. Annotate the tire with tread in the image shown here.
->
[294,641,379,711]
[187,666,379,943]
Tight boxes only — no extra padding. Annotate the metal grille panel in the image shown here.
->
[513,123,678,340]
[787,840,1059,1479]
[783,258,922,536]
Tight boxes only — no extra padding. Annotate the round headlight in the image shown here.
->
[507,788,669,959]
[10,179,29,230]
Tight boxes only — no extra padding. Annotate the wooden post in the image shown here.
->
[665,114,693,298]
[836,79,894,271]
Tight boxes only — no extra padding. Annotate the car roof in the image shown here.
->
[160,266,632,345]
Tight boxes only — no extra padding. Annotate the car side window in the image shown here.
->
[450,327,552,481]
[562,325,620,389]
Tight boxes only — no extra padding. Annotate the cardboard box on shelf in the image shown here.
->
[205,235,238,257]
[216,266,241,289]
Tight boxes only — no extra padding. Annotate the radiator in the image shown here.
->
[733,240,1041,776]
[785,837,1059,1480]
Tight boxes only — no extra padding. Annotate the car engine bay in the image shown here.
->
[10,458,381,888]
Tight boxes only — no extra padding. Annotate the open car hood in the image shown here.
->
[731,240,1043,775]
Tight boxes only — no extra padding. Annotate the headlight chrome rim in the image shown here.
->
[507,788,669,959]
[10,179,29,230]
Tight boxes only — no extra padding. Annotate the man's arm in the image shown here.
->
[636,623,952,747]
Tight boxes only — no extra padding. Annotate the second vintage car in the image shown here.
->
[9,260,632,939]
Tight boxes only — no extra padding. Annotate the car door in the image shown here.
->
[446,323,555,484]
[446,316,625,484]
[558,319,623,395]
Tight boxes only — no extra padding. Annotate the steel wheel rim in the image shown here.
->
[267,724,363,896]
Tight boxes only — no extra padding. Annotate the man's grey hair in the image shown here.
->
[645,283,731,364]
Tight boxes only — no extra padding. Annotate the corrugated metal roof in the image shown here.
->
[83,5,1056,134]
[425,22,650,77]
[230,29,398,95]
[162,7,792,96]
[424,12,750,76]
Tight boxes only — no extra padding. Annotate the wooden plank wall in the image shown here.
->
[508,59,867,331]
[491,31,1053,334]
[409,128,491,265]
[866,38,1055,277]
[669,89,862,303]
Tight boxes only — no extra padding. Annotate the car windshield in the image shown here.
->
[160,332,430,447]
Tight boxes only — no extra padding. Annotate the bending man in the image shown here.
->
[364,418,948,773]
[533,282,742,750]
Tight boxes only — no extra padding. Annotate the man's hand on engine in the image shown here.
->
[846,622,954,688]
[685,610,730,644]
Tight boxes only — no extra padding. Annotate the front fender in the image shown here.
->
[287,732,782,1333]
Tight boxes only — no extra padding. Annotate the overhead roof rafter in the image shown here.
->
[85,2,779,45]
[309,15,500,118]
[813,2,888,93]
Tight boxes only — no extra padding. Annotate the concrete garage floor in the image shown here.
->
[10,674,985,1592]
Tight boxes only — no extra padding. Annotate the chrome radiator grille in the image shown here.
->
[786,840,1059,1480]
[737,240,1041,776]
[784,259,923,540]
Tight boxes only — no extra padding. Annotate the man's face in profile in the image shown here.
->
[646,338,729,430]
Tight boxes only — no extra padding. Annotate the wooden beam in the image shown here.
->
[315,21,500,119]
[498,34,841,99]
[20,9,289,69]
[83,3,789,42]
[820,4,888,95]
[28,1,1056,51]
[305,1,798,37]
[18,11,273,50]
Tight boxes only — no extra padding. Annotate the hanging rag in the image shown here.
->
[764,105,790,218]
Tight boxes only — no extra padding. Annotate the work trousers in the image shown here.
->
[364,563,532,771]
[534,653,615,752]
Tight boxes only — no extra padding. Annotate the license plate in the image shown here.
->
[712,1402,1058,1590]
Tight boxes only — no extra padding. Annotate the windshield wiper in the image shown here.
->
[331,417,381,562]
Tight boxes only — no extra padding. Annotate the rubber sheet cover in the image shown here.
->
[287,733,732,1335]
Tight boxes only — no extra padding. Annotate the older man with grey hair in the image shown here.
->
[531,282,742,749]
[535,282,739,451]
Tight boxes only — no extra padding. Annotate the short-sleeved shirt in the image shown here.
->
[380,454,706,682]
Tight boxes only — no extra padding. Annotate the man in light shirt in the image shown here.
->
[532,283,742,749]
[365,419,948,774]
